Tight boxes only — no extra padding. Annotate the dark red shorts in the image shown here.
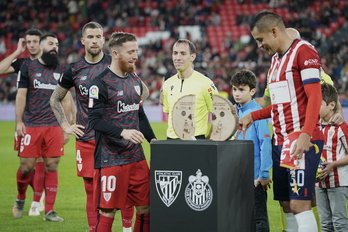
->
[94,160,150,210]
[18,126,64,158]
[76,140,95,178]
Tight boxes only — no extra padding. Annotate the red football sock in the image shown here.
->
[28,169,35,190]
[44,171,58,213]
[16,168,34,200]
[134,213,150,232]
[84,178,97,232]
[95,214,114,232]
[121,206,134,228]
[33,162,45,202]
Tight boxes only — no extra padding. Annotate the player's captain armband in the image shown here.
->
[89,85,99,99]
[269,81,291,105]
[280,131,320,170]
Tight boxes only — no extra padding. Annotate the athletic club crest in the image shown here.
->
[185,169,213,211]
[155,170,182,207]
[103,192,111,202]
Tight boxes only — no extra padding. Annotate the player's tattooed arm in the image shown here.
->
[50,85,69,126]
[50,85,85,138]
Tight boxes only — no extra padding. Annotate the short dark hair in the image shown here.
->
[230,70,257,90]
[250,10,284,33]
[82,22,103,36]
[108,32,137,50]
[174,39,196,54]
[39,33,57,43]
[321,82,338,112]
[24,28,43,37]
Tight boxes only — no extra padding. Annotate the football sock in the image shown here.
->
[295,210,318,232]
[123,227,132,232]
[16,168,34,200]
[285,212,298,232]
[44,171,58,213]
[134,213,150,232]
[33,161,45,202]
[84,178,97,232]
[121,206,134,229]
[95,214,114,232]
[28,168,35,190]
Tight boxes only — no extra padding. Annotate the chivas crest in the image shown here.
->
[155,170,182,207]
[185,169,213,211]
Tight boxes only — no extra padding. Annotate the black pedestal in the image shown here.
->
[150,140,255,232]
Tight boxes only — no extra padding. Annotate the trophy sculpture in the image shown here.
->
[172,94,238,141]
[209,95,238,141]
[172,94,196,140]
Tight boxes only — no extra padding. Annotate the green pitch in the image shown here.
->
[0,121,283,231]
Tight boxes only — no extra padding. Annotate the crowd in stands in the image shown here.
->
[0,0,348,105]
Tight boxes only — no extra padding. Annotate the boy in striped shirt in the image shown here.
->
[315,83,348,232]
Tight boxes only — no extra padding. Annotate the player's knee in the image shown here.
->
[19,162,35,174]
[44,157,60,171]
[290,200,311,214]
[136,205,149,214]
[99,208,116,217]
[20,166,34,175]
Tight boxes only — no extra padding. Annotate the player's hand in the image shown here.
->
[328,112,344,126]
[16,121,26,137]
[236,114,253,139]
[16,38,26,54]
[63,132,70,145]
[63,124,85,138]
[121,129,145,144]
[290,133,310,160]
[317,162,333,180]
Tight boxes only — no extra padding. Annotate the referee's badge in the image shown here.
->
[89,85,99,99]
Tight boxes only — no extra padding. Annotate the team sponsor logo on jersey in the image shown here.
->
[155,170,182,207]
[35,73,42,77]
[323,144,332,150]
[117,101,139,113]
[80,75,87,81]
[33,79,56,90]
[53,72,61,80]
[185,169,213,211]
[304,59,320,66]
[134,85,141,96]
[89,85,99,99]
[103,192,112,202]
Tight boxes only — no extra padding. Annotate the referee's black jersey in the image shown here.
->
[88,68,154,168]
[59,54,111,142]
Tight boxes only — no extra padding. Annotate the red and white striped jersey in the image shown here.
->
[318,122,348,188]
[268,39,323,145]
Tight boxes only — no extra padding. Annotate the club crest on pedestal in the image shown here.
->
[155,170,182,207]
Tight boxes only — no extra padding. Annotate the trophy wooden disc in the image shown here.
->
[209,95,238,141]
[172,94,196,140]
